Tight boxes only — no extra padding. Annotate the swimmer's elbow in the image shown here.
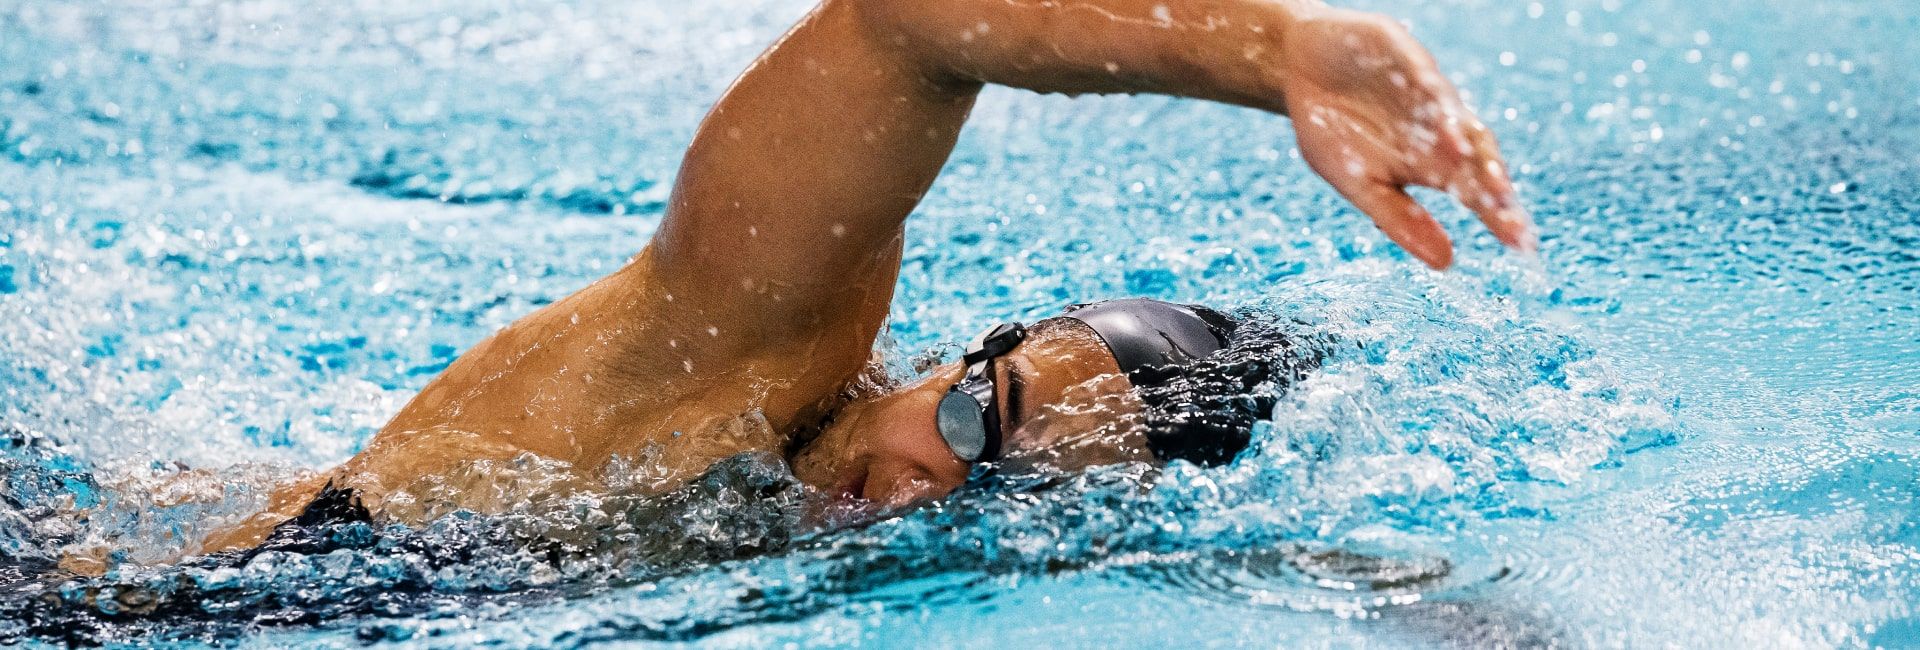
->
[836,0,1003,88]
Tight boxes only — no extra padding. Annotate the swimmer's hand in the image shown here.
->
[1282,11,1534,269]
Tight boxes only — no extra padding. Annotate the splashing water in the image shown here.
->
[2,0,1916,646]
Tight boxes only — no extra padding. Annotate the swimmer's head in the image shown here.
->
[787,299,1318,509]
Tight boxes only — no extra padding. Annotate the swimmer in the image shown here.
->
[188,0,1533,554]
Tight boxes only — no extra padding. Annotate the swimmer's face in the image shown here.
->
[789,319,1154,509]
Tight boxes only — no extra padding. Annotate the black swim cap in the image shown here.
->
[1061,298,1250,466]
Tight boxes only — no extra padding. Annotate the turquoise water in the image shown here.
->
[1,0,1916,646]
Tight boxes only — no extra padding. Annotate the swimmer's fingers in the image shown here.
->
[1450,119,1535,252]
[1298,108,1455,268]
[1386,38,1534,255]
[1333,178,1454,269]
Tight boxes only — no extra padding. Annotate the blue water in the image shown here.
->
[1,0,1916,646]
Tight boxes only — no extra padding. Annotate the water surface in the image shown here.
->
[1,0,1916,646]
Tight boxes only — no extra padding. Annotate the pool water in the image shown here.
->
[1,0,1916,646]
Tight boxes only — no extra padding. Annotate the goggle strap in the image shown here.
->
[962,322,1027,366]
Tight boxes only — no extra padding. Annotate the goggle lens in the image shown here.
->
[937,389,990,461]
[936,321,1026,462]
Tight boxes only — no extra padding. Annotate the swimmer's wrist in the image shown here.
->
[844,0,1327,113]
[1180,0,1330,114]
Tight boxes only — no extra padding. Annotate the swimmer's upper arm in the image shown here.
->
[641,0,969,353]
[620,1,982,434]
[640,0,1300,390]
[640,0,1330,355]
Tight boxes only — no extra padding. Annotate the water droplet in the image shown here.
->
[1151,4,1173,25]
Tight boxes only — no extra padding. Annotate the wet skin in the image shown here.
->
[175,0,1534,557]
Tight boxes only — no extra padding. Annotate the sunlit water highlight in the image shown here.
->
[1,0,1915,646]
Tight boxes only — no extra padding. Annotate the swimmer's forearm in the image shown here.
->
[850,0,1327,112]
[654,0,1331,298]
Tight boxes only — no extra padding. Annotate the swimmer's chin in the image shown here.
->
[800,470,951,530]
[799,487,882,531]
[830,463,868,503]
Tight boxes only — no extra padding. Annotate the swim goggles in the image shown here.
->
[936,321,1027,462]
[933,299,1235,464]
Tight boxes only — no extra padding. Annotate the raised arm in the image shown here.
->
[404,0,1536,463]
[651,0,1532,365]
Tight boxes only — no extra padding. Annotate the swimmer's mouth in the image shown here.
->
[833,464,870,503]
[800,463,879,532]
